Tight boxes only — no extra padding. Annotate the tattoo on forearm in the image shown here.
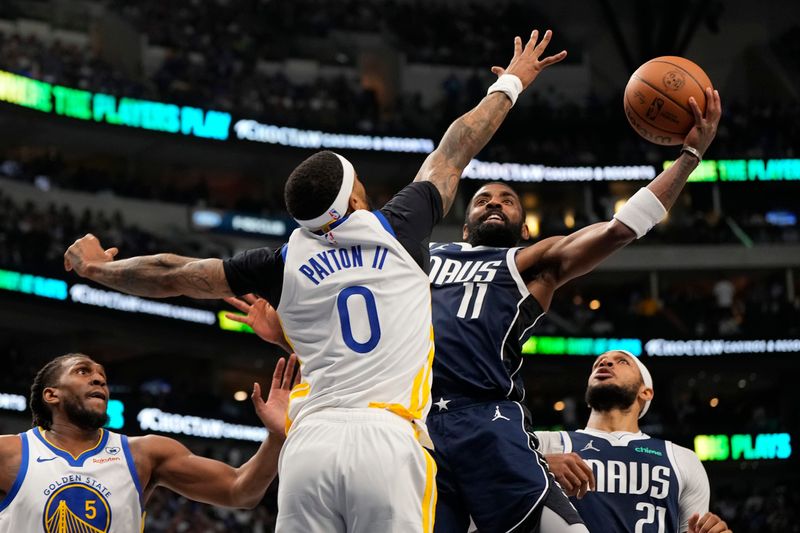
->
[426,93,512,212]
[648,154,698,211]
[95,254,221,298]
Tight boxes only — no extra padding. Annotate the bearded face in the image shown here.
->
[61,391,109,430]
[464,184,525,248]
[585,380,640,413]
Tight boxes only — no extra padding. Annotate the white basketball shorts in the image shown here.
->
[275,408,437,533]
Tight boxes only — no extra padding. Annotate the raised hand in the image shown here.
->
[251,354,300,438]
[491,29,567,90]
[684,88,722,158]
[224,294,291,352]
[64,234,119,276]
[687,512,732,533]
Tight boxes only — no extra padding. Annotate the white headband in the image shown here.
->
[294,152,355,230]
[616,350,653,419]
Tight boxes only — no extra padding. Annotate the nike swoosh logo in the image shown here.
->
[36,457,57,463]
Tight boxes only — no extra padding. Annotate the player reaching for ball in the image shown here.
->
[234,84,722,532]
[64,29,567,533]
[0,352,297,532]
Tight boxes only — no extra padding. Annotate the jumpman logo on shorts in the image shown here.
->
[491,406,510,422]
[581,440,600,452]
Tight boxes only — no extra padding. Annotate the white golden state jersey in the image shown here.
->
[0,428,144,533]
[278,210,435,446]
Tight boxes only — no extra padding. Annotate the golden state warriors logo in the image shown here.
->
[43,483,111,533]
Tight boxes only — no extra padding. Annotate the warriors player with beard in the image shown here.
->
[0,352,297,532]
[534,351,731,533]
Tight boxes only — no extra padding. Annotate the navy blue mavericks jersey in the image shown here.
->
[563,431,681,533]
[429,243,544,402]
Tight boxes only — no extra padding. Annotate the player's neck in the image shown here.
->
[586,409,640,434]
[45,420,103,452]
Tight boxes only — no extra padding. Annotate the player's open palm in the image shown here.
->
[224,294,290,351]
[64,233,119,276]
[491,29,567,91]
[252,354,300,437]
[687,511,732,533]
[684,88,722,157]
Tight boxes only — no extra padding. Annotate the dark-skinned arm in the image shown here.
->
[415,29,567,214]
[519,88,722,311]
[133,355,299,509]
[0,435,22,498]
[64,234,232,298]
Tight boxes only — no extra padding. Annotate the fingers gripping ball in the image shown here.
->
[624,56,713,145]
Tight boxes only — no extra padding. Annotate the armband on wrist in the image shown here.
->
[680,145,702,163]
[487,74,523,107]
[613,187,667,239]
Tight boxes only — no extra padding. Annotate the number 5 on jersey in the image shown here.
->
[337,286,382,353]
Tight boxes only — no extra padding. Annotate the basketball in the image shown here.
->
[623,56,713,145]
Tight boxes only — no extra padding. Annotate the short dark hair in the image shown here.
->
[30,354,88,430]
[284,151,345,221]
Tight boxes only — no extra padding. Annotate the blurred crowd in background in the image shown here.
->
[0,1,798,531]
[1,27,799,164]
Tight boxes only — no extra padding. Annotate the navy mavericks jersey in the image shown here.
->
[563,430,681,533]
[429,243,544,402]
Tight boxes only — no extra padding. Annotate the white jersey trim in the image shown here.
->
[576,428,652,447]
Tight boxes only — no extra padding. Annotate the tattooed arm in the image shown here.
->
[64,234,232,298]
[415,29,566,215]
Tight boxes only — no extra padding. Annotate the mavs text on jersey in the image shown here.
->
[535,428,710,533]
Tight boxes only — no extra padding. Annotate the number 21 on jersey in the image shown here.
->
[635,502,666,533]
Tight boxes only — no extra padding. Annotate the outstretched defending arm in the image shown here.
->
[132,355,299,509]
[415,29,567,214]
[64,234,233,298]
[518,89,722,311]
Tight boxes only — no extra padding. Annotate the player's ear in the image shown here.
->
[462,224,469,240]
[43,386,60,408]
[521,222,530,241]
[348,176,368,212]
[639,386,654,402]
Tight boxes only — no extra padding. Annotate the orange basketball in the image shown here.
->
[623,56,713,146]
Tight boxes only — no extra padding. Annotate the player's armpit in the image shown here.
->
[517,221,635,310]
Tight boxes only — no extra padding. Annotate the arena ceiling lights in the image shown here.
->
[6,69,798,182]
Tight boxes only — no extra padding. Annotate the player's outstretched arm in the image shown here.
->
[132,355,298,509]
[414,29,566,214]
[517,89,722,311]
[64,233,233,299]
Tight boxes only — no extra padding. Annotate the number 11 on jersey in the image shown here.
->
[456,282,488,319]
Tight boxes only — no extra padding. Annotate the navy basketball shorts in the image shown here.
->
[428,399,578,533]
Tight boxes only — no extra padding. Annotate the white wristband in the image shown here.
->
[613,187,667,239]
[487,74,523,107]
